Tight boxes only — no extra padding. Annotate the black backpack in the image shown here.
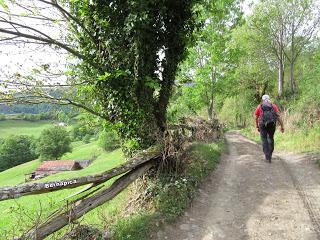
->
[260,103,277,127]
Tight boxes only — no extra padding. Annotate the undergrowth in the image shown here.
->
[108,140,225,240]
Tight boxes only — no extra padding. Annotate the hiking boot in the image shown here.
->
[265,154,271,163]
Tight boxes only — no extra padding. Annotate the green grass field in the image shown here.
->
[0,120,55,138]
[61,140,103,161]
[241,124,320,153]
[0,141,126,238]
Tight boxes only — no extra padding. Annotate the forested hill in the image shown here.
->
[0,89,78,115]
[0,103,73,114]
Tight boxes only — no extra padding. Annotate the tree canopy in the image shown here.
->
[36,126,71,160]
[0,0,201,151]
[0,135,37,171]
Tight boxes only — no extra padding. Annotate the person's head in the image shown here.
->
[262,94,271,103]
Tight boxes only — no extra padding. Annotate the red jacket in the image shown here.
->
[255,103,279,127]
[255,103,279,118]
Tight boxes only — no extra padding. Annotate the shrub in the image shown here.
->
[36,126,71,160]
[98,130,120,152]
[0,114,6,121]
[108,141,225,240]
[39,112,52,120]
[82,134,91,144]
[155,142,223,221]
[72,124,95,141]
[0,135,38,171]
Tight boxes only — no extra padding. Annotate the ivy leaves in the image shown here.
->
[66,0,199,150]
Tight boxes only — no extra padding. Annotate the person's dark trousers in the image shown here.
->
[259,123,276,161]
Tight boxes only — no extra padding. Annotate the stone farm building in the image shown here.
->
[30,160,91,180]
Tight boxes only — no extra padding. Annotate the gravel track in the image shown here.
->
[153,131,320,240]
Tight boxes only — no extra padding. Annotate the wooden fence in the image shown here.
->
[0,119,221,239]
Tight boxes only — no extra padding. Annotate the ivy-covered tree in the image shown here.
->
[0,0,200,151]
[67,0,200,149]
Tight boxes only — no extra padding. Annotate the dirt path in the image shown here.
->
[153,131,320,240]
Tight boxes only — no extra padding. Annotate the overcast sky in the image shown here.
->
[0,0,69,90]
[241,0,257,16]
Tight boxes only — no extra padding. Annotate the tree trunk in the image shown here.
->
[207,67,216,121]
[155,48,177,132]
[278,58,284,98]
[261,82,268,99]
[207,89,215,121]
[134,32,163,146]
[207,101,213,121]
[289,61,295,95]
[277,19,285,98]
[289,26,295,95]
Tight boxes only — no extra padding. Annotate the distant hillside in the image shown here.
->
[0,103,77,115]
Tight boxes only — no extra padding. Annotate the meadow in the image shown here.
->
[0,120,55,138]
[0,120,127,238]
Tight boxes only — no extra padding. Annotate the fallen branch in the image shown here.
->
[0,152,161,201]
[167,124,194,131]
[19,161,155,240]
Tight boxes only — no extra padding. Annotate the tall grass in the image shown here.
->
[241,122,320,153]
[109,140,225,240]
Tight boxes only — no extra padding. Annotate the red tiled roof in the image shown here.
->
[37,160,79,171]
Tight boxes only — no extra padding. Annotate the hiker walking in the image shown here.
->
[254,95,284,162]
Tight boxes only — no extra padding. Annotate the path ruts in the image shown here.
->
[279,153,320,239]
[153,131,320,240]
